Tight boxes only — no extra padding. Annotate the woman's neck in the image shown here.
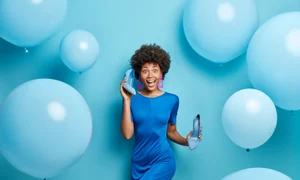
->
[139,89,164,97]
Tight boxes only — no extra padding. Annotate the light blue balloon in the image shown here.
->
[59,30,100,73]
[222,89,277,149]
[247,12,300,111]
[183,0,258,63]
[0,79,92,179]
[0,0,67,48]
[222,168,292,180]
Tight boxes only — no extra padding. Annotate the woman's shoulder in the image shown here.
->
[164,91,179,101]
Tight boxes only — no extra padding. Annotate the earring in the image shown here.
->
[158,76,163,88]
[138,78,143,89]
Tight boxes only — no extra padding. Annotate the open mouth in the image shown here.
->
[146,80,156,87]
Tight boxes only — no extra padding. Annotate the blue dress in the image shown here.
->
[129,91,179,180]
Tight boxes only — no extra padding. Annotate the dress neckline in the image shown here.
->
[137,91,166,99]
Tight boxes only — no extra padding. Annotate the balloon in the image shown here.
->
[0,0,67,48]
[0,79,92,179]
[183,0,258,63]
[222,168,292,180]
[247,12,300,111]
[222,89,277,150]
[59,30,100,73]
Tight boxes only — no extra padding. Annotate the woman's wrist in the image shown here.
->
[123,98,131,103]
[184,138,189,146]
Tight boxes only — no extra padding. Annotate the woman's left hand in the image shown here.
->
[186,127,203,141]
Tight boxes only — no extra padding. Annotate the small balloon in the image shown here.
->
[59,30,100,73]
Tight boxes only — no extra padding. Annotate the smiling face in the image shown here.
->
[139,62,162,92]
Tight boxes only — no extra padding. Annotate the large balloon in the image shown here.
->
[222,89,277,150]
[183,0,258,63]
[0,0,67,47]
[247,12,300,111]
[59,30,100,73]
[0,79,92,179]
[222,168,292,180]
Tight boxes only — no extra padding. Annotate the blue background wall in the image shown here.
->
[0,0,300,179]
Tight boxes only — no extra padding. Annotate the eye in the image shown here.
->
[153,69,158,73]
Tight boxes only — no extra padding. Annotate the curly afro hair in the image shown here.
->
[130,44,171,80]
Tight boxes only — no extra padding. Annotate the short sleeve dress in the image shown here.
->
[128,91,179,180]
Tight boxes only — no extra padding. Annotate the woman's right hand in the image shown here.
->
[120,77,132,101]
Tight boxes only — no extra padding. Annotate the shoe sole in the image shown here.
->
[123,83,136,95]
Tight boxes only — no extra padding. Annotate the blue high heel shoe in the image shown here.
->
[188,114,202,150]
[123,69,136,95]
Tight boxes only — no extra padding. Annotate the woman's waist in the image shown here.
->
[131,141,174,164]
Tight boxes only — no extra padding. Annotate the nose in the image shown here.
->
[147,71,153,77]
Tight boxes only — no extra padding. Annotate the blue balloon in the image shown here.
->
[0,0,67,47]
[59,30,100,73]
[183,0,258,63]
[0,79,92,179]
[222,168,292,180]
[247,12,300,111]
[222,89,277,149]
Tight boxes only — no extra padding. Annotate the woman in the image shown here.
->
[120,44,202,180]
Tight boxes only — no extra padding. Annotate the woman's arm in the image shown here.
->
[121,99,134,140]
[120,77,134,140]
[167,123,189,146]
